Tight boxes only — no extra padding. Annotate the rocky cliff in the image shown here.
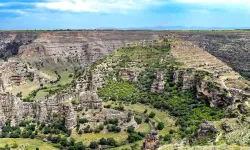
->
[1,30,250,130]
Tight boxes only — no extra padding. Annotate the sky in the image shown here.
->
[0,0,249,30]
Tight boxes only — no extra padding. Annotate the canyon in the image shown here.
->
[0,30,250,149]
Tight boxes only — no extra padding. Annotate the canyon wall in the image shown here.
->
[176,32,250,79]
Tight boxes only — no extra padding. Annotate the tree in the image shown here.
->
[149,112,156,118]
[79,118,88,124]
[107,138,117,146]
[99,138,107,145]
[157,122,165,130]
[89,141,98,149]
[127,133,143,143]
[164,134,172,142]
[135,117,142,124]
[16,92,22,98]
[127,126,135,133]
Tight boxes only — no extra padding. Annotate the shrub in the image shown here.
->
[149,112,156,118]
[157,122,164,130]
[135,117,142,124]
[127,126,135,133]
[11,143,18,148]
[89,141,98,149]
[164,134,172,142]
[127,133,143,143]
[79,118,88,124]
[69,74,73,78]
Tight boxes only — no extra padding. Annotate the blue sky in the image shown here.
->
[0,0,249,30]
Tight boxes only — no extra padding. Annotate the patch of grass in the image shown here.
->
[98,80,136,100]
[110,140,144,150]
[23,71,74,101]
[0,138,58,150]
[136,122,151,133]
[71,129,128,145]
[12,82,40,98]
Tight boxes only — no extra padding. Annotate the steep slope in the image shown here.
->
[176,31,250,80]
[171,40,250,110]
[88,38,249,147]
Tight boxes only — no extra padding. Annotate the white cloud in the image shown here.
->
[0,9,27,15]
[173,0,250,4]
[35,0,166,13]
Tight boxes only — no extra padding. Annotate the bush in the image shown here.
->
[107,125,121,133]
[89,141,98,149]
[149,112,156,118]
[164,134,172,142]
[107,138,117,146]
[127,126,135,133]
[135,117,142,124]
[127,133,143,143]
[9,132,20,138]
[99,138,107,145]
[69,74,73,78]
[157,122,164,130]
[11,143,18,148]
[79,118,88,124]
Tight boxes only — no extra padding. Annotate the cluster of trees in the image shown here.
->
[40,119,69,135]
[99,138,118,147]
[1,120,21,138]
[126,126,146,143]
[0,119,89,149]
[107,125,121,133]
[0,118,71,138]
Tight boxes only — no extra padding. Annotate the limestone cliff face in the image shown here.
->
[151,71,165,93]
[0,91,77,128]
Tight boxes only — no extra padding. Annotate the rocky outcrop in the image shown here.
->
[196,121,219,140]
[78,91,103,109]
[151,71,165,93]
[0,91,78,128]
[221,121,233,132]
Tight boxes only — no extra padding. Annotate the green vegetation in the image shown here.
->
[97,45,224,138]
[98,80,136,101]
[0,138,57,150]
[22,71,74,102]
[157,122,165,130]
[71,129,128,146]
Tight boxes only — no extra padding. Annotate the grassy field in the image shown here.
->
[12,82,40,98]
[71,129,129,145]
[136,122,150,133]
[110,140,144,150]
[34,71,73,99]
[0,138,57,150]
